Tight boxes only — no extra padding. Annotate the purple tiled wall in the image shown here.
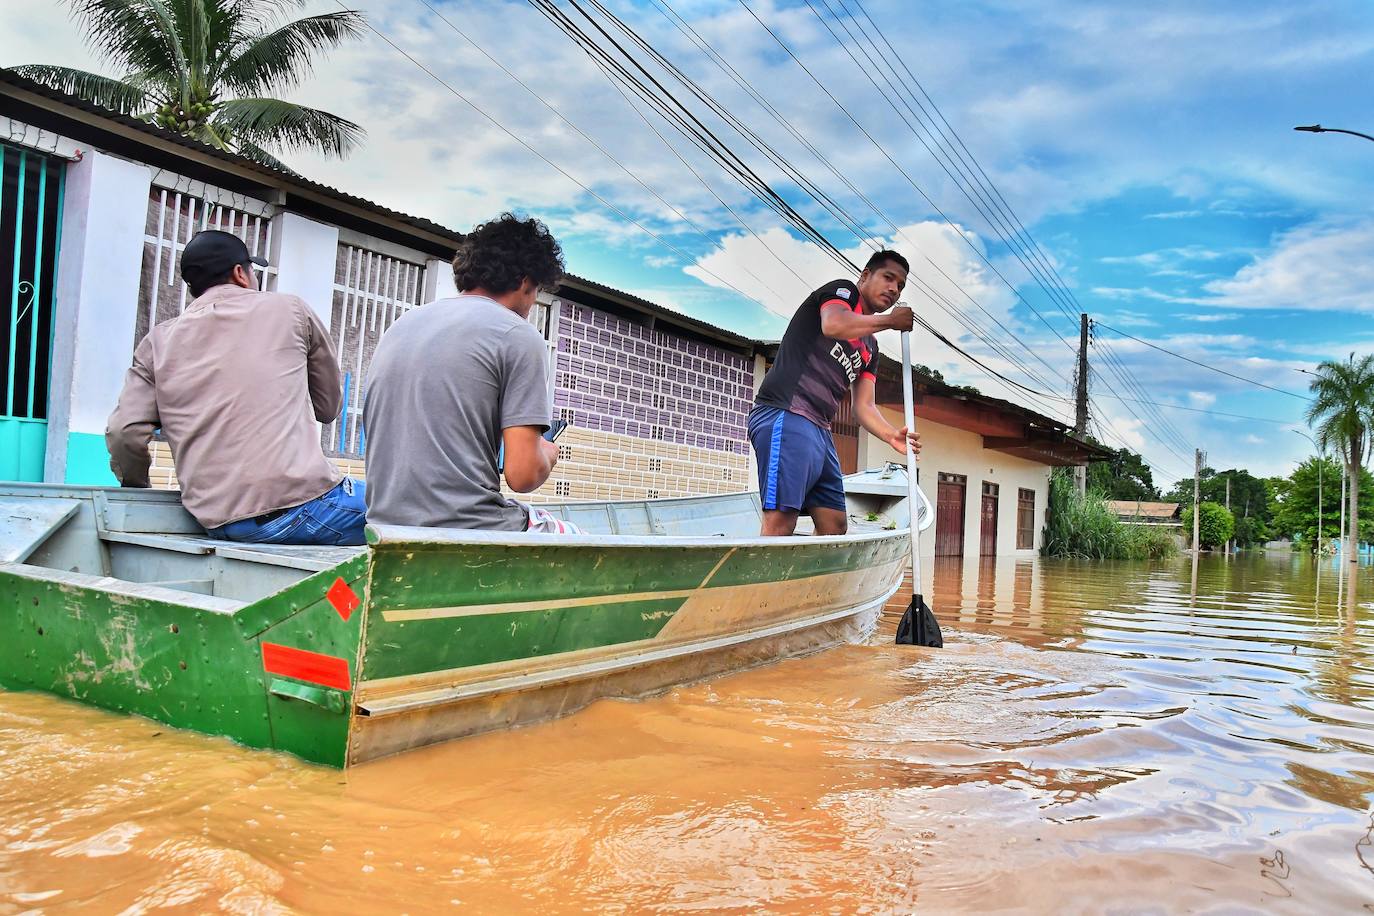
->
[553,302,753,455]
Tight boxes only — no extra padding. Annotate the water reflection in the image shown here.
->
[2,553,1374,912]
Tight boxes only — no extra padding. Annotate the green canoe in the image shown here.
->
[0,471,925,766]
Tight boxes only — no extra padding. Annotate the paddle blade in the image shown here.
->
[895,594,943,648]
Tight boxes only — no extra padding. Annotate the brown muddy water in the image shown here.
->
[2,552,1373,913]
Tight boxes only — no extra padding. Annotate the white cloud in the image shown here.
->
[1188,391,1217,407]
[1201,221,1374,313]
[1175,312,1241,323]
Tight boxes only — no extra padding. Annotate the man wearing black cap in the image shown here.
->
[106,229,366,545]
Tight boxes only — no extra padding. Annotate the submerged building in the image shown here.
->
[1,70,1103,557]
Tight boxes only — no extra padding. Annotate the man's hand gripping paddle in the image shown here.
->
[895,330,943,648]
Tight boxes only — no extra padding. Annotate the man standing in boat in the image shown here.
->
[751,250,920,536]
[105,230,367,545]
[363,212,579,534]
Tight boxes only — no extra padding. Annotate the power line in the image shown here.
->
[1094,321,1308,400]
[1093,394,1299,425]
[608,0,1071,396]
[410,0,789,303]
[535,0,1072,405]
[339,2,757,301]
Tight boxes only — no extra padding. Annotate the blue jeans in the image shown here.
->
[207,479,367,546]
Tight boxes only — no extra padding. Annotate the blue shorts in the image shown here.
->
[748,405,846,512]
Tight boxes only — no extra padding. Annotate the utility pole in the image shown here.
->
[1225,476,1232,556]
[1074,313,1090,494]
[1192,449,1203,553]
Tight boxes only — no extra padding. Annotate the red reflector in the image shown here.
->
[326,577,360,621]
[261,642,351,691]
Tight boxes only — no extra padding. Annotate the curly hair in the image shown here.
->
[452,212,565,295]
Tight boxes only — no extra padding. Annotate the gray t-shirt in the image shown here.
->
[363,295,551,531]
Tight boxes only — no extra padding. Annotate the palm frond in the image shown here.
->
[213,96,363,158]
[1305,353,1374,471]
[64,0,188,95]
[231,137,297,173]
[8,64,150,113]
[217,10,365,95]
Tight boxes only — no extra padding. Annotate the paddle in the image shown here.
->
[894,329,943,648]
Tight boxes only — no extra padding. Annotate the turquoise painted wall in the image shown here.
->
[63,431,118,485]
[0,417,47,482]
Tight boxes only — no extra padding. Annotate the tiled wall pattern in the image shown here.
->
[545,300,754,501]
[135,187,277,348]
[148,440,363,494]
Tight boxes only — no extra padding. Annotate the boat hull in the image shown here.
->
[0,483,910,767]
[348,527,906,763]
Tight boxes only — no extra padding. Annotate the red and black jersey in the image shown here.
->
[755,279,879,431]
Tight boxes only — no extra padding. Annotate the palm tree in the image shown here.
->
[1305,353,1374,573]
[12,0,366,170]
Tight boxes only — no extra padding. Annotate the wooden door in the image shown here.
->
[936,472,966,556]
[980,482,999,556]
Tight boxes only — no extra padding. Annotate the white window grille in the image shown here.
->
[325,244,426,457]
[136,188,276,346]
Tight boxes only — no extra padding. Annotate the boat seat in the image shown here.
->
[0,496,82,562]
[98,529,364,572]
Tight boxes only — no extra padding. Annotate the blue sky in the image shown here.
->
[5,0,1374,486]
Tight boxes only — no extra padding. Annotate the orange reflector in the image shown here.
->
[261,642,351,691]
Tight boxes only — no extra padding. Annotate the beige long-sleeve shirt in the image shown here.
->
[105,284,344,529]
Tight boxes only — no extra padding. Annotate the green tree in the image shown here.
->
[1166,467,1274,547]
[1306,353,1374,565]
[13,0,366,169]
[1086,444,1161,501]
[1272,456,1374,548]
[1181,502,1234,549]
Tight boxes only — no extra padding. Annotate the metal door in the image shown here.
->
[0,144,65,481]
[980,482,999,556]
[936,472,966,556]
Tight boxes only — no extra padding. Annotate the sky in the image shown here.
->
[5,0,1374,489]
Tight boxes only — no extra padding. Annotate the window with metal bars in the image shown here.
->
[135,185,277,348]
[324,244,426,458]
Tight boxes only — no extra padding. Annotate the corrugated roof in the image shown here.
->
[1107,501,1181,519]
[2,68,464,252]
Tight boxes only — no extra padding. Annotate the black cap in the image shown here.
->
[180,230,269,289]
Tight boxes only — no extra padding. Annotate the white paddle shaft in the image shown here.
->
[900,331,922,596]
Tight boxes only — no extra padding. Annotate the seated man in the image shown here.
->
[363,212,579,534]
[750,249,921,536]
[106,230,366,546]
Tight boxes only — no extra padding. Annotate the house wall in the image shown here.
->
[535,298,753,502]
[863,405,1050,556]
[38,134,1062,523]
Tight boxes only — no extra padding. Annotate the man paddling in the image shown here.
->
[750,250,921,536]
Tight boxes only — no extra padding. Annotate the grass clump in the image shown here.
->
[1041,469,1178,560]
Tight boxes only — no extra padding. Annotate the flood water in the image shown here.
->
[3,552,1373,913]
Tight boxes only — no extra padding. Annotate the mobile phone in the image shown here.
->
[543,419,570,442]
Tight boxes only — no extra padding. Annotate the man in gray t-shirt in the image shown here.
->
[363,214,566,531]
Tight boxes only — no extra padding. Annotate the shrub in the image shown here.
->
[1180,502,1235,549]
[1041,469,1178,560]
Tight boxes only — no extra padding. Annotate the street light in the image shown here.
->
[1294,124,1374,144]
[1295,430,1323,551]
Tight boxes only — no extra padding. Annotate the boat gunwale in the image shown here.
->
[365,523,912,550]
[0,559,246,613]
